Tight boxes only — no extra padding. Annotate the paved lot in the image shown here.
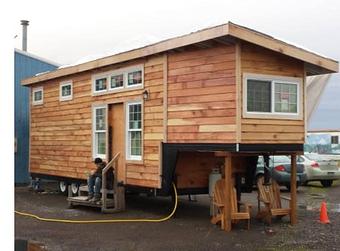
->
[15,181,340,251]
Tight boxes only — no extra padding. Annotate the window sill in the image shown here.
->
[92,85,144,97]
[125,159,144,165]
[60,97,72,102]
[32,102,43,106]
[243,111,303,120]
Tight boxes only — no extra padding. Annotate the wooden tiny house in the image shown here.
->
[22,22,338,199]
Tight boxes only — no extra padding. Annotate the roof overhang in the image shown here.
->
[22,22,339,86]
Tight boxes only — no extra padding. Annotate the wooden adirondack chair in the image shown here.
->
[211,179,252,230]
[256,176,291,224]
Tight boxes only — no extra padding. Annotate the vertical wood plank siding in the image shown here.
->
[240,42,305,143]
[167,44,237,143]
[30,55,164,188]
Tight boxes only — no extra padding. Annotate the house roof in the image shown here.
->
[21,22,339,86]
[15,48,61,67]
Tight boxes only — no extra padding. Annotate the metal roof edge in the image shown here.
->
[15,48,61,67]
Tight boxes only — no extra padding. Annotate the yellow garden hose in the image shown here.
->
[15,183,177,224]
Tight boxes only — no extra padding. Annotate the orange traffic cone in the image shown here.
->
[319,201,330,224]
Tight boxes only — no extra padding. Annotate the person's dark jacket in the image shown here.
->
[93,162,114,189]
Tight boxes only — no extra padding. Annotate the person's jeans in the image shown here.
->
[88,175,102,196]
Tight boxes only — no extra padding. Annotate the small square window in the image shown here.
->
[60,82,72,101]
[32,87,43,105]
[331,136,339,144]
[127,70,142,86]
[95,77,107,92]
[110,74,124,89]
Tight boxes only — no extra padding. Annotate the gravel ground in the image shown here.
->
[15,181,340,251]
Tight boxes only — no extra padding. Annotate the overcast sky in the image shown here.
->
[13,0,340,130]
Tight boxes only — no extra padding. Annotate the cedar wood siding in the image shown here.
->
[167,44,237,143]
[29,41,307,189]
[240,42,305,144]
[30,55,164,188]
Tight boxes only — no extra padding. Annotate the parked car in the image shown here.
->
[255,156,307,190]
[298,153,340,187]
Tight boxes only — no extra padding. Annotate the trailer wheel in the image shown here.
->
[70,183,80,196]
[58,181,68,195]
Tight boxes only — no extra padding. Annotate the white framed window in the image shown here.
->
[93,76,108,93]
[59,81,73,101]
[109,73,124,90]
[243,73,302,119]
[32,87,43,105]
[92,65,143,95]
[126,101,142,161]
[92,105,107,159]
[127,69,143,87]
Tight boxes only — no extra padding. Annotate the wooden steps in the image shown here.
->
[67,153,125,213]
[79,185,114,194]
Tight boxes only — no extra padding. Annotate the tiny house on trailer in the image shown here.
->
[22,22,338,225]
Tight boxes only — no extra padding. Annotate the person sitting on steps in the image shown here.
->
[87,157,112,202]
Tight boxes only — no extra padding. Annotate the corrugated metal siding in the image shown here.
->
[15,51,58,183]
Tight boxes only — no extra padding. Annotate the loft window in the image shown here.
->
[126,102,142,160]
[32,87,43,105]
[92,65,143,95]
[127,70,142,86]
[95,77,107,92]
[244,73,301,119]
[93,106,107,159]
[60,81,73,101]
[110,74,124,89]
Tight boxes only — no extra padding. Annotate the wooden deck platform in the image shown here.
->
[67,196,115,208]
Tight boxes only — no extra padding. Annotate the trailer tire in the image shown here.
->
[58,181,68,195]
[70,182,80,196]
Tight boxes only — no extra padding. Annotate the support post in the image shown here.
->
[224,154,232,232]
[290,153,297,225]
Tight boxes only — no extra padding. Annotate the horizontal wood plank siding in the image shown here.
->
[240,42,305,143]
[30,55,163,188]
[167,44,237,143]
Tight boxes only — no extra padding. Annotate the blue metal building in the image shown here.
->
[15,49,59,184]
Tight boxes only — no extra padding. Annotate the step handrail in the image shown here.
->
[101,152,121,212]
[102,152,120,191]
